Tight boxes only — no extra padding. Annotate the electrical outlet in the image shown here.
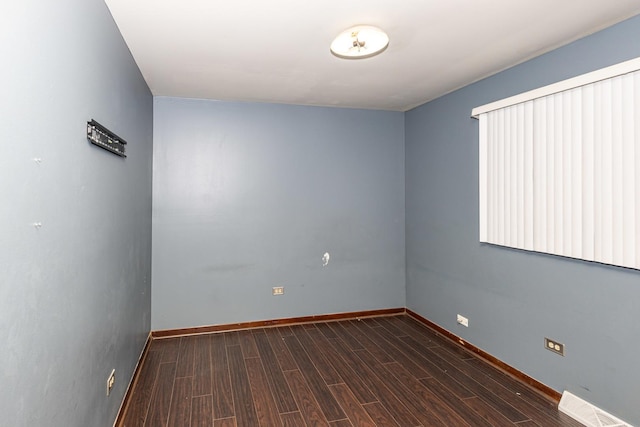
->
[456,314,469,327]
[544,338,565,356]
[107,369,115,396]
[272,286,284,296]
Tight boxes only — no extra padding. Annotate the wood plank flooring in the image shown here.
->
[118,315,582,427]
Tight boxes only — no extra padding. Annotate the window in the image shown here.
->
[473,58,640,270]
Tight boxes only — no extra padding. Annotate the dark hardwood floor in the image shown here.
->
[118,315,582,427]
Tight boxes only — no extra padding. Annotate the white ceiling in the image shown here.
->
[105,0,640,111]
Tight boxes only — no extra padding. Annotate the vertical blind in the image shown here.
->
[473,58,640,270]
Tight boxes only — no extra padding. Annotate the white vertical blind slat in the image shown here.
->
[601,79,614,265]
[524,101,534,251]
[510,105,519,247]
[561,90,573,257]
[479,113,488,242]
[504,107,512,246]
[611,76,624,266]
[546,96,556,254]
[553,93,564,256]
[516,103,525,248]
[593,82,603,262]
[533,99,547,252]
[497,109,505,245]
[581,84,595,262]
[570,88,583,259]
[622,73,636,268]
[492,111,500,243]
[636,74,640,269]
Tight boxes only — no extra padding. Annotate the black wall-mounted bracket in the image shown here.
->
[86,119,127,157]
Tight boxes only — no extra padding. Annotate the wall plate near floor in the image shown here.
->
[544,337,565,356]
[272,286,284,296]
[107,369,115,396]
[559,391,632,427]
[456,314,469,327]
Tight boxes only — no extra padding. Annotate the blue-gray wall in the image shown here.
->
[0,1,153,426]
[152,98,405,330]
[4,1,637,424]
[406,15,640,425]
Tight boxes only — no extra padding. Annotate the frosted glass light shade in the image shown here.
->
[330,25,389,59]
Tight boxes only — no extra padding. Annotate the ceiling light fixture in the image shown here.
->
[330,25,389,59]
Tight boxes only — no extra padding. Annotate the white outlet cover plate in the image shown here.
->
[457,314,469,327]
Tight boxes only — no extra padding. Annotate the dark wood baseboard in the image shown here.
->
[113,333,152,427]
[151,307,406,339]
[406,309,561,403]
